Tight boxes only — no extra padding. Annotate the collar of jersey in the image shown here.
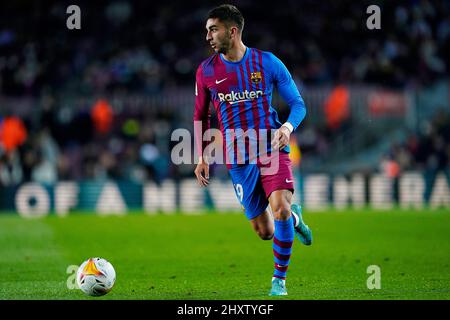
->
[219,47,250,65]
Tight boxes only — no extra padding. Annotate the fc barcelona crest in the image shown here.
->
[250,72,262,84]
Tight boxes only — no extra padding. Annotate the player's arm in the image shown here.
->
[270,54,307,150]
[193,66,211,187]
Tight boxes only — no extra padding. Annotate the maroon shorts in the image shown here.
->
[258,152,295,198]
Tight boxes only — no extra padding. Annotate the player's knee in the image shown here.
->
[272,205,291,221]
[254,223,274,240]
[257,229,274,240]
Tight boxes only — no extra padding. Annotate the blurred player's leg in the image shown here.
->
[291,204,312,245]
[252,203,312,245]
[250,209,274,240]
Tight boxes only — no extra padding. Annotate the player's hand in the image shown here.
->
[194,159,210,187]
[271,126,291,150]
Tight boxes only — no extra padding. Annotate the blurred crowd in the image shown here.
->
[1,1,450,186]
[0,95,186,186]
[380,109,450,177]
[1,96,449,186]
[1,0,450,97]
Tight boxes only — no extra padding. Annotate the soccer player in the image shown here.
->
[193,4,312,296]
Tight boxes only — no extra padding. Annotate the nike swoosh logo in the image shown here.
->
[285,179,293,183]
[215,78,227,84]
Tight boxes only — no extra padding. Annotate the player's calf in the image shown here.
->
[250,209,274,240]
[269,191,295,283]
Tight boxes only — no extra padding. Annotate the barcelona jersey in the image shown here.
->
[194,47,306,168]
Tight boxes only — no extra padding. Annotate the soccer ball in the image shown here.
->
[77,257,116,296]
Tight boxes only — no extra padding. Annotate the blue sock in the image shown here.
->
[272,216,294,280]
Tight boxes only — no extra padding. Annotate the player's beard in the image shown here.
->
[217,45,228,54]
[216,32,232,54]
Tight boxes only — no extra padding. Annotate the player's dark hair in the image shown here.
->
[208,4,244,33]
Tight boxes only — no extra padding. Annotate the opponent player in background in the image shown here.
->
[193,4,312,296]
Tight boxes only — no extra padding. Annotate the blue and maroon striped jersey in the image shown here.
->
[194,47,306,168]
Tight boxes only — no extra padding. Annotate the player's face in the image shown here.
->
[205,18,231,54]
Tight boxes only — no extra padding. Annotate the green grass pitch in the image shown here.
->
[0,209,449,300]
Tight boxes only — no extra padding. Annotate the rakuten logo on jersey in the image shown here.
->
[218,90,263,105]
